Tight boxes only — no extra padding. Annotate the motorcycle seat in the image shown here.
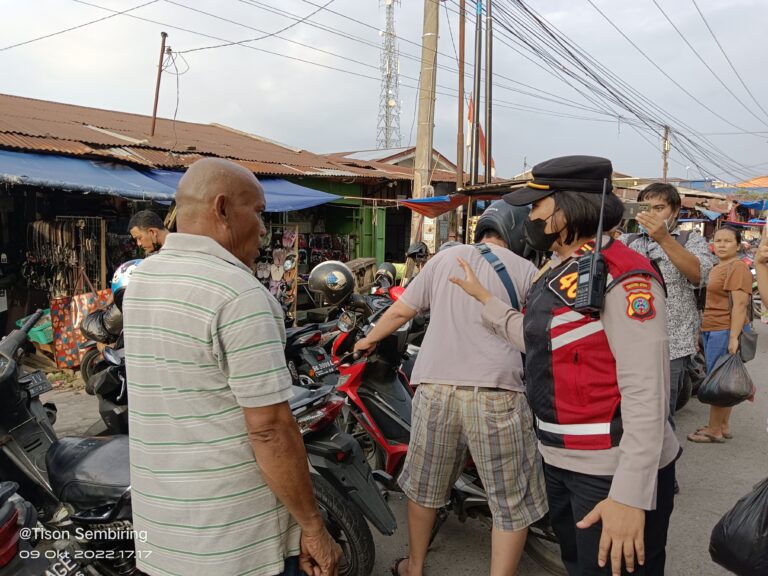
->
[285,324,319,341]
[45,436,130,511]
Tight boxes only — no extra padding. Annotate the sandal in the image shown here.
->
[391,557,409,576]
[687,432,726,443]
[697,426,733,440]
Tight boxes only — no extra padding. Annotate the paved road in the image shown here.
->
[48,324,768,575]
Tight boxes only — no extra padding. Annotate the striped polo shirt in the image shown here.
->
[123,233,300,576]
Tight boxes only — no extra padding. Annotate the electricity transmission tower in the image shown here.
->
[377,0,401,149]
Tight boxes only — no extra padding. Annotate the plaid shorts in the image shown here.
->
[399,383,548,531]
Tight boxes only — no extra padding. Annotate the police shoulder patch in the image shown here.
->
[624,280,656,322]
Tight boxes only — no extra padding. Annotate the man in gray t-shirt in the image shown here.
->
[355,201,547,576]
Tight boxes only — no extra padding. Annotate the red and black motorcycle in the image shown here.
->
[330,304,566,576]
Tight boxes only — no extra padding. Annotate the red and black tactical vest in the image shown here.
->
[524,239,663,451]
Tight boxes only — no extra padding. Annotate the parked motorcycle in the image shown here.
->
[0,310,136,575]
[83,335,128,437]
[3,311,396,576]
[331,306,566,576]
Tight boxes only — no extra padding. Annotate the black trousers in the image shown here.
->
[544,461,676,576]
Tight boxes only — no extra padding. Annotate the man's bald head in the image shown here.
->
[174,158,267,266]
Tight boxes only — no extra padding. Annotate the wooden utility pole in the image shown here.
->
[411,0,440,251]
[662,125,670,183]
[150,32,168,138]
[451,0,466,241]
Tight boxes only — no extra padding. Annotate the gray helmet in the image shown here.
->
[406,241,428,260]
[308,261,355,306]
[473,200,530,258]
[375,262,397,288]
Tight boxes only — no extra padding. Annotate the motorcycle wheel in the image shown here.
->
[311,474,375,576]
[525,516,567,576]
[80,348,106,386]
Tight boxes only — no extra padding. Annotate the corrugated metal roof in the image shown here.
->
[0,133,95,155]
[0,93,452,184]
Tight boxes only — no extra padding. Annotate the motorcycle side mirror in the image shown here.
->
[337,311,357,333]
[103,347,124,367]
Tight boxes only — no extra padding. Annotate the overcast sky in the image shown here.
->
[2,0,767,182]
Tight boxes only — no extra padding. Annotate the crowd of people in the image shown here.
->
[119,155,767,576]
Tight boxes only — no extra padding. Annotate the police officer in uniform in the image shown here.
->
[451,156,681,576]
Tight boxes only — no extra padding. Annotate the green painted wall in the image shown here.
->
[288,178,386,260]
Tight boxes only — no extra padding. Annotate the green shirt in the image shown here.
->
[124,233,300,576]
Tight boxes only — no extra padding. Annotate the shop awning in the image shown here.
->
[0,149,177,200]
[0,150,340,211]
[144,170,339,212]
[402,194,470,218]
[697,208,723,221]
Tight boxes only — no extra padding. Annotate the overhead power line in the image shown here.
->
[178,0,337,54]
[483,0,760,181]
[583,0,757,136]
[650,0,768,128]
[0,0,159,52]
[70,0,622,127]
[690,0,768,121]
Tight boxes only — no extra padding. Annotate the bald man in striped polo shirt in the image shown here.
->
[123,158,341,576]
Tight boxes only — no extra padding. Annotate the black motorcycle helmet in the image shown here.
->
[308,261,355,306]
[374,262,397,288]
[473,200,531,258]
[406,241,429,260]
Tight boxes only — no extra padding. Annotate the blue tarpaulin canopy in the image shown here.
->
[739,199,768,211]
[697,208,723,221]
[0,150,340,211]
[144,169,339,212]
[0,149,176,200]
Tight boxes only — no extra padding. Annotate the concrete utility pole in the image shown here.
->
[411,0,440,251]
[662,125,670,183]
[150,32,168,138]
[484,0,493,183]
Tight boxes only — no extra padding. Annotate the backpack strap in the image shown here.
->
[474,243,520,310]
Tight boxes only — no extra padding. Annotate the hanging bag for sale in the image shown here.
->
[710,477,768,576]
[696,353,754,407]
[50,268,112,369]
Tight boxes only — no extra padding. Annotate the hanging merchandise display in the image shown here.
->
[257,225,300,327]
[22,218,107,300]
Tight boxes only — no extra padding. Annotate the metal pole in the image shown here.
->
[150,32,168,137]
[484,0,493,183]
[662,125,670,183]
[470,1,482,186]
[456,0,466,190]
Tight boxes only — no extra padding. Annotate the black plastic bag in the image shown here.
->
[696,353,754,407]
[80,310,115,343]
[101,304,123,336]
[710,477,768,576]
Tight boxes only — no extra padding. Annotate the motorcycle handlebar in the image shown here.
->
[0,309,44,358]
[19,309,44,334]
[334,351,365,367]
